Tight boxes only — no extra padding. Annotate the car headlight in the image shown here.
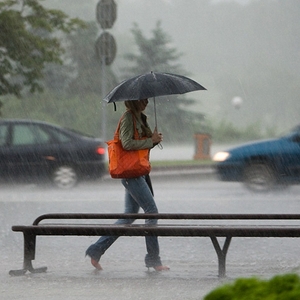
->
[213,151,230,162]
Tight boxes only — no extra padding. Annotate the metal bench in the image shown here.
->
[9,213,300,277]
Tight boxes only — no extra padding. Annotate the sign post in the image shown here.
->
[95,0,117,141]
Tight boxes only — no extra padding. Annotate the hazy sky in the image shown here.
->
[45,0,242,99]
[44,0,300,130]
[45,0,250,78]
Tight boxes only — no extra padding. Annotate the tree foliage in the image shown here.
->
[123,21,183,76]
[121,21,205,142]
[204,274,300,300]
[66,22,118,96]
[0,0,85,99]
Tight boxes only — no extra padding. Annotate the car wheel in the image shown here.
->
[243,163,275,192]
[52,165,78,189]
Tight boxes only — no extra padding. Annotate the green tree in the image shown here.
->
[123,21,183,76]
[66,22,118,96]
[0,0,85,100]
[122,21,205,143]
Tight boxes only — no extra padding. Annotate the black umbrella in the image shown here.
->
[103,71,206,128]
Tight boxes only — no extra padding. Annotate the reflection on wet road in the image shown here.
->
[1,174,300,300]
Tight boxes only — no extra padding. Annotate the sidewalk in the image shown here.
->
[149,143,233,162]
[102,163,216,180]
[150,163,216,178]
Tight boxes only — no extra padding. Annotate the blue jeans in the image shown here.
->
[85,175,162,267]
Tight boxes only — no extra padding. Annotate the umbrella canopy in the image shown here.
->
[103,71,206,128]
[103,71,206,103]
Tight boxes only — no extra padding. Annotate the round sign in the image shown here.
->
[96,0,117,29]
[95,32,117,65]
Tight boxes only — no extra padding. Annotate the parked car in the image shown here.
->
[0,119,106,188]
[213,125,300,192]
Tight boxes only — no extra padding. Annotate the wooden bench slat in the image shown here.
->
[33,213,300,225]
[12,224,300,237]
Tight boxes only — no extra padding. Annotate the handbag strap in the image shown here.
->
[114,111,139,141]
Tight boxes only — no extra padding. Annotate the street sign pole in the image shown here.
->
[96,0,117,141]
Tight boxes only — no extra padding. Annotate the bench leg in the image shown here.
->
[9,233,47,276]
[210,236,232,278]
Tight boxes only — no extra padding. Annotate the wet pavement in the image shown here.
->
[1,173,300,299]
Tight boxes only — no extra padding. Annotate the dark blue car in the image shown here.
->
[213,125,300,192]
[0,119,106,188]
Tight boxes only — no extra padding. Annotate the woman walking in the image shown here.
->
[86,99,169,271]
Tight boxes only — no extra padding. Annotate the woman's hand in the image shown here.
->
[151,127,163,144]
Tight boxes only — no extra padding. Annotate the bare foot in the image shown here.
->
[154,265,170,271]
[91,258,102,270]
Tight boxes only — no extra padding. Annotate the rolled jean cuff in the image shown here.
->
[145,254,162,268]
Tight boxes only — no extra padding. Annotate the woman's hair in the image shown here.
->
[124,100,140,113]
[124,100,152,138]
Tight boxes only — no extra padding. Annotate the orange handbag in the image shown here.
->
[106,114,151,179]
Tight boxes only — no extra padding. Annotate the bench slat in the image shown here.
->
[12,225,300,237]
[33,213,300,225]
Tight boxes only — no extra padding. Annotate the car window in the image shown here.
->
[0,124,8,146]
[47,127,72,143]
[12,124,52,146]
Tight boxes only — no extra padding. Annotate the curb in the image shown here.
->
[150,164,216,178]
[103,164,217,180]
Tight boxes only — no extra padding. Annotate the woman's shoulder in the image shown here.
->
[123,110,133,118]
[121,110,134,122]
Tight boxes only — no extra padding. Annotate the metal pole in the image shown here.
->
[101,56,106,141]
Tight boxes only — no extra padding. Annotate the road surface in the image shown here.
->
[1,174,300,300]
